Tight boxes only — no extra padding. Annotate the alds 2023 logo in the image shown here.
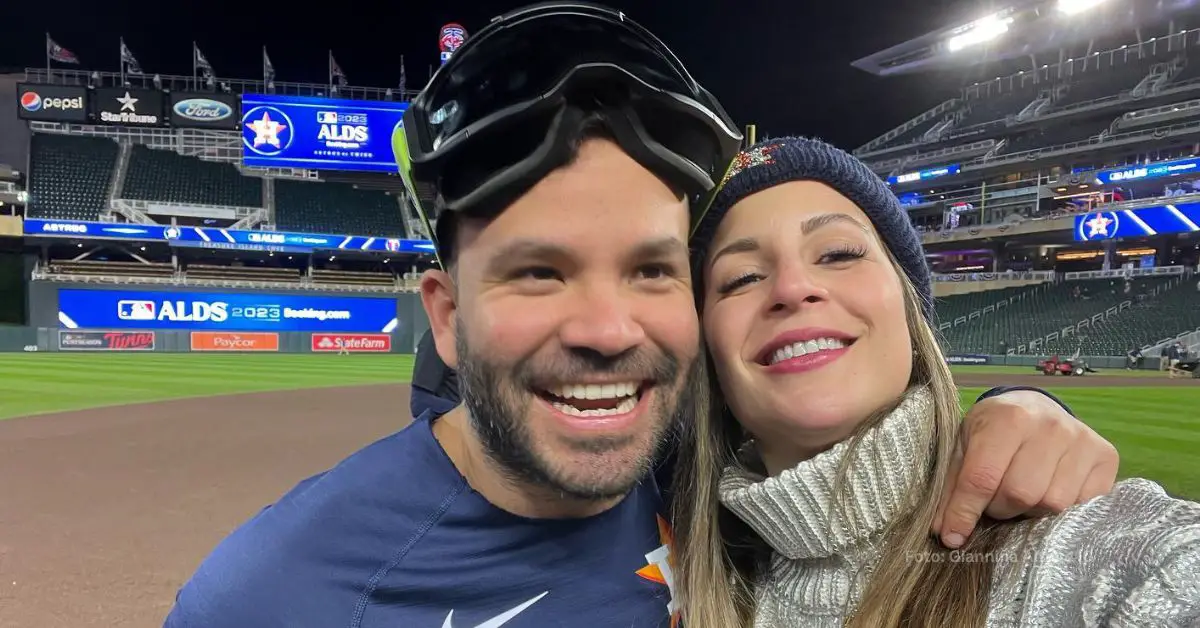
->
[118,300,229,323]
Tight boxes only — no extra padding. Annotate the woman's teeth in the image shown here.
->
[770,338,847,365]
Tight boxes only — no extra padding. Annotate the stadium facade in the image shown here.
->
[849,0,1200,372]
[0,4,1196,372]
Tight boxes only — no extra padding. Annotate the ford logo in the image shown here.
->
[174,98,232,122]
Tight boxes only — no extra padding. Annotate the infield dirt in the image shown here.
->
[0,373,1193,627]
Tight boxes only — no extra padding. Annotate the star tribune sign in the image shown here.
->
[99,91,160,125]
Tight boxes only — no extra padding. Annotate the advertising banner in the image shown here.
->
[58,330,156,351]
[311,333,392,353]
[169,92,239,129]
[94,88,165,127]
[190,331,279,352]
[240,93,408,172]
[57,288,399,332]
[1074,202,1200,242]
[16,83,88,122]
[22,218,434,255]
[945,354,991,365]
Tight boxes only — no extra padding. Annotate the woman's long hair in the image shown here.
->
[672,249,1021,628]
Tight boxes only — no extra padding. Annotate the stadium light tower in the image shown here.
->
[1058,0,1111,15]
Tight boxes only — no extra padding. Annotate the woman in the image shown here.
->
[673,137,1200,627]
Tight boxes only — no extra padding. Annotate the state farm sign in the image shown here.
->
[311,333,392,353]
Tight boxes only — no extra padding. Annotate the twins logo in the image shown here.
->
[242,105,295,156]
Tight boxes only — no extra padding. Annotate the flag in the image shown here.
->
[46,34,79,64]
[329,51,347,86]
[398,55,407,96]
[194,43,213,79]
[263,47,275,84]
[120,37,143,75]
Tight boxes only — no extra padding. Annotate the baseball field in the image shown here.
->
[0,353,1196,627]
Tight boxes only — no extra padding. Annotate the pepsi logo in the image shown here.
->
[20,90,84,113]
[20,91,41,111]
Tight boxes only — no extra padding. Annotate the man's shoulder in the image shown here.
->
[165,418,467,627]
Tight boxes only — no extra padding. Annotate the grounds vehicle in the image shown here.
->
[1170,359,1199,379]
[1037,353,1096,376]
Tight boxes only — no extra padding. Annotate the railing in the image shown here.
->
[31,268,418,294]
[961,28,1200,99]
[854,99,960,156]
[107,198,155,225]
[110,140,131,201]
[111,198,259,221]
[967,117,1200,168]
[933,270,1054,283]
[23,68,420,103]
[1063,265,1186,281]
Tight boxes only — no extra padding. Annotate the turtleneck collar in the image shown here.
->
[719,386,935,561]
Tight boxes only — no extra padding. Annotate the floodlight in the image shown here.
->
[946,15,1014,52]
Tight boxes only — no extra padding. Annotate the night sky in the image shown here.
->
[1,0,989,149]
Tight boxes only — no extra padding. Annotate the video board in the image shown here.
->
[240,94,408,172]
[1074,202,1200,241]
[57,289,399,333]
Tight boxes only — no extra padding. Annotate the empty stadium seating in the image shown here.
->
[123,145,262,208]
[1068,279,1200,355]
[275,180,407,237]
[941,276,1179,355]
[935,285,1034,326]
[27,134,119,221]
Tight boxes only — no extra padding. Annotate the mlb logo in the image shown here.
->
[118,300,156,321]
[318,111,338,124]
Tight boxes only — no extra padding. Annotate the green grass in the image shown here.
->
[0,353,413,420]
[0,356,1195,500]
[957,385,1200,500]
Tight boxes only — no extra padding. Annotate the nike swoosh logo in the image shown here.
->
[440,591,549,628]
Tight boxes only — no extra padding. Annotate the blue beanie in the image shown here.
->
[692,136,933,321]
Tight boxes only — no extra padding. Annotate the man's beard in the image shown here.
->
[455,319,693,501]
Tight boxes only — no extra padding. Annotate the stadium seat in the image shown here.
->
[123,146,263,208]
[275,179,407,237]
[27,134,120,221]
[940,277,1178,355]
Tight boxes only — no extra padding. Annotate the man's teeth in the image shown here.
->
[770,338,848,365]
[552,396,638,418]
[547,382,640,400]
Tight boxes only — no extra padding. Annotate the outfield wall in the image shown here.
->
[24,281,431,353]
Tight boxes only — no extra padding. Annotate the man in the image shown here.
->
[410,327,459,417]
[165,4,1118,626]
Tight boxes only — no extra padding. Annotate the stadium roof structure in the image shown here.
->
[852,0,1199,76]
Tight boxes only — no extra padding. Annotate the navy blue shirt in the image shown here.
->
[164,414,679,627]
[166,385,1063,627]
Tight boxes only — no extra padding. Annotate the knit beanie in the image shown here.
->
[692,136,933,321]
